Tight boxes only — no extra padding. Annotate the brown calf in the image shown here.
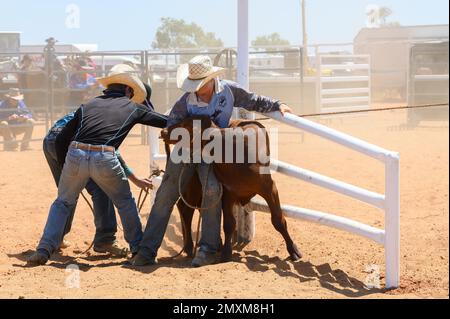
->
[163,116,302,262]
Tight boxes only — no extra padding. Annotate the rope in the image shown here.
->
[254,102,449,120]
[137,169,165,214]
[178,165,223,211]
[137,189,149,214]
[74,191,96,256]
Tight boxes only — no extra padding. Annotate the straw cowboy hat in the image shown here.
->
[97,64,146,103]
[5,88,24,101]
[177,55,226,93]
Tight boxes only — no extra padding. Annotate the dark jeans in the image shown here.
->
[139,159,222,259]
[43,136,117,245]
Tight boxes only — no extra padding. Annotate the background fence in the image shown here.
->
[1,41,448,147]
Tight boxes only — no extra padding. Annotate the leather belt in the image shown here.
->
[70,141,115,153]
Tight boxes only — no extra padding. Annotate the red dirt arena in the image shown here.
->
[0,105,448,299]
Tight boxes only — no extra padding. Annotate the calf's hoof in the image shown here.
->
[289,244,302,261]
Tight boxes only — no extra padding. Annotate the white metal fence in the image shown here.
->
[148,111,400,289]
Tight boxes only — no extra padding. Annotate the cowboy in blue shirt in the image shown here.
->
[0,88,35,151]
[131,55,293,267]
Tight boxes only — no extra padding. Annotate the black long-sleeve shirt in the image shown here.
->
[55,90,167,165]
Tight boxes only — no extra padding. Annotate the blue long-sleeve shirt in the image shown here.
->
[167,79,281,128]
[0,100,33,122]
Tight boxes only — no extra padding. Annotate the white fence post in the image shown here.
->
[236,0,255,244]
[385,153,400,289]
[149,127,160,172]
[315,48,321,113]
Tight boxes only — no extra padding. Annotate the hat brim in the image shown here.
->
[96,73,146,104]
[5,94,24,101]
[177,64,226,93]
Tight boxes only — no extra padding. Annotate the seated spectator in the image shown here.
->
[69,59,96,89]
[0,88,35,151]
[20,54,34,71]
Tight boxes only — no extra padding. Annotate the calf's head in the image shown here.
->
[160,116,214,145]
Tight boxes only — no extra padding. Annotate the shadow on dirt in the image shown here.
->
[8,250,126,272]
[9,247,385,297]
[235,250,385,297]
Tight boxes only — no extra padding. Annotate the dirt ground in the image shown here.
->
[0,105,448,299]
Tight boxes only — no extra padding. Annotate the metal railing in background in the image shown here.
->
[146,47,305,116]
[3,42,387,148]
[317,54,371,114]
[0,48,151,146]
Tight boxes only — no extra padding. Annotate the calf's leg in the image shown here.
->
[220,189,236,262]
[177,174,202,257]
[261,178,302,261]
[177,201,195,257]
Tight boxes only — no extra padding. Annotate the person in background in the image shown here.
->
[68,59,97,106]
[0,88,35,151]
[69,59,97,89]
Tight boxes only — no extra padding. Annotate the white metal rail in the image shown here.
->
[148,111,400,289]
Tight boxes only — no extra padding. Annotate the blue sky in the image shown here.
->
[1,0,448,50]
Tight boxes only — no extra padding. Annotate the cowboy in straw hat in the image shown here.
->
[131,55,293,267]
[5,87,25,101]
[97,63,147,104]
[0,88,35,151]
[27,65,168,266]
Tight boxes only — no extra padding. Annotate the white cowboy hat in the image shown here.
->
[97,64,146,103]
[5,88,24,101]
[177,55,226,93]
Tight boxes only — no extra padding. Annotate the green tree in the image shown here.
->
[152,17,224,49]
[379,6,401,27]
[251,33,290,49]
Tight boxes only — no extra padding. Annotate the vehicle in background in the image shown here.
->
[407,41,449,126]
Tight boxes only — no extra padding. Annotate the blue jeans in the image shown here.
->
[43,136,116,244]
[37,146,143,255]
[139,159,222,259]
